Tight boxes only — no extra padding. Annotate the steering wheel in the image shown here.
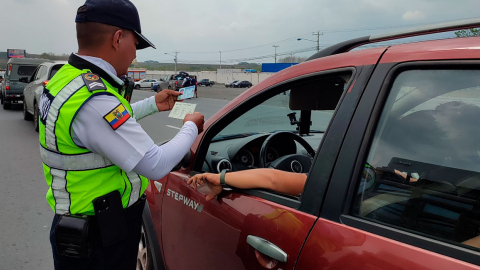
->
[259,132,316,173]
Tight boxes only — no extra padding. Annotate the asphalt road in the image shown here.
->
[0,89,233,270]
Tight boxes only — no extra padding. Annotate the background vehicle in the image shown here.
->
[134,79,158,89]
[23,61,66,132]
[225,80,238,88]
[140,19,480,270]
[232,80,252,88]
[198,79,214,86]
[0,58,51,110]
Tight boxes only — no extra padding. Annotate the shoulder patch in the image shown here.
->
[103,103,130,130]
[82,73,106,92]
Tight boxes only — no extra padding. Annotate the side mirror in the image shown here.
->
[171,151,192,172]
[19,77,29,83]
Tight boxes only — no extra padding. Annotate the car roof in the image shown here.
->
[41,61,67,67]
[7,58,54,65]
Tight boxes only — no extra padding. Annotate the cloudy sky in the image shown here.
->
[1,0,479,64]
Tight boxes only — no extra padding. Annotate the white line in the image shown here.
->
[166,125,181,130]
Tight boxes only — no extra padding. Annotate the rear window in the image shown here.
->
[9,65,38,80]
[49,64,64,79]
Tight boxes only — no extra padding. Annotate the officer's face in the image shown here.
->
[116,30,138,76]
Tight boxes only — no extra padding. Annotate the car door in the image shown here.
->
[25,66,44,112]
[296,58,480,268]
[160,65,376,270]
[159,75,169,90]
[23,66,38,107]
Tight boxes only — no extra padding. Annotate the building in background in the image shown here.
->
[261,63,298,73]
[128,68,147,81]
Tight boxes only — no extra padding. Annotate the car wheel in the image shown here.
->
[34,104,40,132]
[3,99,9,110]
[135,84,140,90]
[23,99,33,121]
[137,224,153,270]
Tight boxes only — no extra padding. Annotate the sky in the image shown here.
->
[1,0,479,64]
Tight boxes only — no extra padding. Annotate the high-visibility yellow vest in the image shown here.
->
[39,63,148,215]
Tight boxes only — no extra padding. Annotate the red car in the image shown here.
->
[140,19,480,270]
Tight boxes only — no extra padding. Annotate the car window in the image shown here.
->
[353,69,480,251]
[49,64,64,79]
[10,65,37,80]
[37,66,48,80]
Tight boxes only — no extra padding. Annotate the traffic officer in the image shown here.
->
[39,1,205,269]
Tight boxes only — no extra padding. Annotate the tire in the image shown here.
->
[135,84,140,90]
[3,99,9,110]
[23,99,33,121]
[34,103,40,132]
[137,224,154,270]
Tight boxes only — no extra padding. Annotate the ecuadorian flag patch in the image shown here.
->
[104,104,130,130]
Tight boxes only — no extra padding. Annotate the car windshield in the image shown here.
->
[9,65,37,80]
[214,91,333,141]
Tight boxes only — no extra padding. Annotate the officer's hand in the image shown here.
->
[184,112,204,134]
[155,90,181,111]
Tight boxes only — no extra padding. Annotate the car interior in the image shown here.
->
[353,69,480,250]
[201,71,353,191]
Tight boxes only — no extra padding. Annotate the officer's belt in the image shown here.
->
[40,145,114,171]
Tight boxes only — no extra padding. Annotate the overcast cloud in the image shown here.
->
[1,0,479,64]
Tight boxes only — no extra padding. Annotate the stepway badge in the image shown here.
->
[166,189,204,213]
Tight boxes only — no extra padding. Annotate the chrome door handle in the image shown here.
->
[246,235,288,263]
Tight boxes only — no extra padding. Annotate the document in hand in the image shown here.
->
[168,102,197,120]
[178,86,195,100]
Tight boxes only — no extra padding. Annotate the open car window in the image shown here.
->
[202,70,353,202]
[353,69,480,252]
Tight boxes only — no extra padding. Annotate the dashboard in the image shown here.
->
[203,133,323,173]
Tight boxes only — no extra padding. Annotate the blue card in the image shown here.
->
[178,86,195,100]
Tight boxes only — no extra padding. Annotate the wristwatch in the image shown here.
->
[220,169,230,187]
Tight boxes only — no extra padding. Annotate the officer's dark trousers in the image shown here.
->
[49,203,144,270]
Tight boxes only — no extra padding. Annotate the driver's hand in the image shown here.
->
[188,173,223,201]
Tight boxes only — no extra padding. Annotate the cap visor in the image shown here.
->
[134,30,156,50]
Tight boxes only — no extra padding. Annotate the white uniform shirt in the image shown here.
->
[68,55,198,179]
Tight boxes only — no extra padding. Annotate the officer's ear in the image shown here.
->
[112,30,123,51]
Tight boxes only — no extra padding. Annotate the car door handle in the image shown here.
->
[246,235,288,263]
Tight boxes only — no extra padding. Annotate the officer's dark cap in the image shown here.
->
[75,0,155,50]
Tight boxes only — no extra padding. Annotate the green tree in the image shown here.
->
[455,28,480,38]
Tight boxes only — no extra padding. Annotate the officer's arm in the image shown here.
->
[130,96,157,121]
[72,95,197,175]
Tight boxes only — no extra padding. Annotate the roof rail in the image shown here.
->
[307,18,480,61]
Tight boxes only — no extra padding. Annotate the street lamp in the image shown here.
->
[164,51,179,73]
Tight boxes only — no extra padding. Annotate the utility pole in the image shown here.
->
[165,51,179,73]
[273,45,279,63]
[313,31,323,52]
[219,51,222,69]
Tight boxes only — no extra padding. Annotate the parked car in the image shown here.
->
[140,19,480,270]
[225,80,238,88]
[198,79,214,86]
[1,58,52,110]
[23,61,66,132]
[232,80,252,88]
[134,79,158,89]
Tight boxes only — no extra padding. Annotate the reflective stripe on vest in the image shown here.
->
[51,168,70,214]
[126,171,141,207]
[45,76,85,152]
[40,145,114,171]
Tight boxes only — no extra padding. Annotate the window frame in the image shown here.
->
[337,60,480,266]
[191,67,357,211]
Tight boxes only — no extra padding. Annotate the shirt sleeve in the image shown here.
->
[131,96,158,121]
[71,95,155,172]
[132,121,198,180]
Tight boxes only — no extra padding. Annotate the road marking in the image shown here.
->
[166,125,181,130]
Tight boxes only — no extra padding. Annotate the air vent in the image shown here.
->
[216,159,232,173]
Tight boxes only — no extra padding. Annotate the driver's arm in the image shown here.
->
[188,169,307,197]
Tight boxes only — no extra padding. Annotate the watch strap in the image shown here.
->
[220,169,229,187]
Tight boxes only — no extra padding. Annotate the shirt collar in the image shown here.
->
[68,54,124,89]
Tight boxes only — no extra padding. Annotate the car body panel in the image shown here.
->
[380,36,480,64]
[161,171,317,270]
[296,218,480,270]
